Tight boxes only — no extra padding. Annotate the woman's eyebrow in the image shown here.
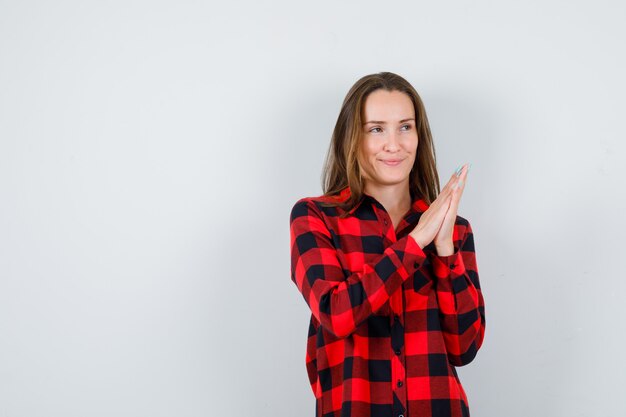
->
[363,118,415,125]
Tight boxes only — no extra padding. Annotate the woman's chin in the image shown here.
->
[376,175,410,185]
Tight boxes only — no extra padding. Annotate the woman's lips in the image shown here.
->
[380,159,404,166]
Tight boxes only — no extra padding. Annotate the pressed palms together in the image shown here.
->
[410,163,470,255]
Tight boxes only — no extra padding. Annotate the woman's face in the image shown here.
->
[359,89,418,190]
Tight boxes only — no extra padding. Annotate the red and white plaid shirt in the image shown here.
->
[289,185,486,417]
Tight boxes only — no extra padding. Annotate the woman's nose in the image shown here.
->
[384,132,400,150]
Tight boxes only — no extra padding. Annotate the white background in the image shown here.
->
[1,1,625,416]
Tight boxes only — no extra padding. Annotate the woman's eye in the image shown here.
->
[401,124,411,131]
[370,127,382,133]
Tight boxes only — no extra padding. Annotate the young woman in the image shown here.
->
[289,72,486,417]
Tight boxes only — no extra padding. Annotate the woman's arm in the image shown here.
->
[290,198,427,338]
[431,219,486,366]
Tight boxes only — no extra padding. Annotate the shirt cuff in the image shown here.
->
[431,247,465,279]
[402,233,427,273]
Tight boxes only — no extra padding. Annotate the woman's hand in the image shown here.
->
[433,163,470,255]
[409,163,468,249]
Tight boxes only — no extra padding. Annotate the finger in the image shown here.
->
[442,172,461,197]
[442,180,460,219]
[450,165,468,205]
[441,171,460,194]
[435,165,466,208]
[434,179,459,212]
[449,164,468,191]
[446,169,460,187]
[459,163,469,181]
[436,182,455,208]
[444,187,454,209]
[457,163,469,191]
[449,183,460,211]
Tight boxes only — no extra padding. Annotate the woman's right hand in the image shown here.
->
[409,168,463,249]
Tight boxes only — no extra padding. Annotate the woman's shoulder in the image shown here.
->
[290,188,349,222]
[292,187,349,207]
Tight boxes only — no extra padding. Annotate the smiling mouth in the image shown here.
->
[380,159,404,166]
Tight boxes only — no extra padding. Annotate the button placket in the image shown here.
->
[390,301,407,417]
[380,200,406,417]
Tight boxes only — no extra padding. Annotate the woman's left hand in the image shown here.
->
[434,163,469,255]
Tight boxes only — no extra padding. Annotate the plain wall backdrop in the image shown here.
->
[1,1,625,416]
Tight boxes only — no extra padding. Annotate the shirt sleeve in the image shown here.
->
[290,198,427,338]
[430,219,486,366]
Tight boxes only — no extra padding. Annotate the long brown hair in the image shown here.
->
[320,71,441,217]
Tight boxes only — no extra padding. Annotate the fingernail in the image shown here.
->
[454,165,463,177]
[467,163,472,174]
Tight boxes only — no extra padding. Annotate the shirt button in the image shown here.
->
[450,263,456,268]
[394,349,401,355]
[397,380,403,387]
[394,315,400,322]
[383,219,388,225]
[399,414,404,417]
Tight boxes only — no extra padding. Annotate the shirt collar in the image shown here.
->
[338,185,429,216]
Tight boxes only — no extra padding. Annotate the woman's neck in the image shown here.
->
[363,182,412,214]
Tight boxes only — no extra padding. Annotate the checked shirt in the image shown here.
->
[289,185,486,417]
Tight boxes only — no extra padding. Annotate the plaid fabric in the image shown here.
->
[289,185,486,417]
